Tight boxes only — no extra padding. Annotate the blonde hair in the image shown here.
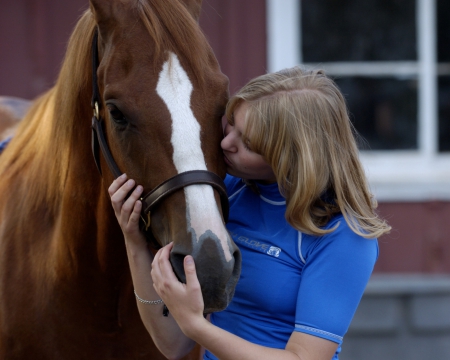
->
[225,67,391,239]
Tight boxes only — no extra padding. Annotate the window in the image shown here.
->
[438,0,450,152]
[267,0,450,201]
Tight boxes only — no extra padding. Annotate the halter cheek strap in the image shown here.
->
[89,30,229,249]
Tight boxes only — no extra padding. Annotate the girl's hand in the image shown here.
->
[108,174,145,244]
[151,243,206,337]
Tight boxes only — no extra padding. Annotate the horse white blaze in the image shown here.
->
[156,52,232,262]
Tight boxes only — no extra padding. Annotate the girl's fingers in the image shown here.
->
[158,242,179,283]
[152,244,204,318]
[128,199,143,226]
[108,173,127,196]
[152,243,176,288]
[151,244,165,277]
[121,184,143,215]
[183,256,200,290]
[157,243,172,266]
[183,256,204,311]
[110,179,135,206]
[110,178,143,213]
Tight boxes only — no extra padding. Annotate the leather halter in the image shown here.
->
[90,30,229,249]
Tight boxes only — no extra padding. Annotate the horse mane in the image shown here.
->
[137,0,214,85]
[0,1,213,217]
[0,11,96,218]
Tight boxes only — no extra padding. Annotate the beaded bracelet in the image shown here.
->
[133,290,169,317]
[134,290,163,305]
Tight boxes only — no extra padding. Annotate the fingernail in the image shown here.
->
[120,173,126,179]
[185,256,194,265]
[136,185,143,193]
[127,179,134,187]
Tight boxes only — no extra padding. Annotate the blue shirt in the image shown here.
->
[204,175,378,360]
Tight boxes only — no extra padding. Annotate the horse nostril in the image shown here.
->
[169,252,187,284]
[231,247,242,279]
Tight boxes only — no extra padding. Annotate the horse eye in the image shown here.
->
[106,104,127,126]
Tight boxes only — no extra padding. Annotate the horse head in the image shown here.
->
[89,0,241,313]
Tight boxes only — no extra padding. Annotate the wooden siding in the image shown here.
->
[0,0,88,98]
[199,0,267,94]
[376,202,450,273]
[0,0,266,99]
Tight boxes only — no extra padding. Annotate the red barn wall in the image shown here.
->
[376,202,450,273]
[0,0,88,98]
[0,0,266,99]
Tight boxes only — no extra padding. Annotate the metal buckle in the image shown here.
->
[94,102,99,120]
[140,209,151,232]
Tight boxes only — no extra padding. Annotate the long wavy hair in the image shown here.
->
[225,66,391,239]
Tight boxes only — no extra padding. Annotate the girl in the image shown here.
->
[109,66,391,360]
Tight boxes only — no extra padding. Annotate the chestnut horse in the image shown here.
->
[0,0,241,359]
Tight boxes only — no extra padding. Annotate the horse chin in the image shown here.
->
[201,268,241,314]
[169,238,241,314]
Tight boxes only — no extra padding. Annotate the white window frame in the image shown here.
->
[267,0,450,201]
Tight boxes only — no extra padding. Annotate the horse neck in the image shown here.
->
[19,89,129,281]
[55,117,129,281]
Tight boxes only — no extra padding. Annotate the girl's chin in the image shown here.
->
[225,167,239,177]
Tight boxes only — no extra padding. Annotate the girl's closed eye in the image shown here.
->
[242,135,252,151]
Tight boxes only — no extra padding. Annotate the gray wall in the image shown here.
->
[341,274,450,360]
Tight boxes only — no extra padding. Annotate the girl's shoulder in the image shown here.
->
[321,213,375,240]
[300,213,379,264]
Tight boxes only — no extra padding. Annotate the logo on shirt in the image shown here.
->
[230,231,282,258]
[267,246,281,257]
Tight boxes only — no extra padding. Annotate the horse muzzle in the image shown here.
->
[170,232,241,314]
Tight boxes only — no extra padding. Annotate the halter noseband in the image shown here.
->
[90,30,229,249]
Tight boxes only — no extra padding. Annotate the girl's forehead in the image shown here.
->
[232,103,249,128]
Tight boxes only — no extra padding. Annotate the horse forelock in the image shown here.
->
[136,0,213,86]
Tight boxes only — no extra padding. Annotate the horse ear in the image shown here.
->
[179,0,203,22]
[89,0,132,28]
[89,0,112,25]
[90,0,133,40]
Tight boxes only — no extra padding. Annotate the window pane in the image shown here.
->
[438,0,450,62]
[302,0,416,62]
[334,77,418,150]
[439,76,450,152]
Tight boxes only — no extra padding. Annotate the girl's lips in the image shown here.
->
[223,154,232,167]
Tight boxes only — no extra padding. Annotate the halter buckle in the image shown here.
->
[140,211,151,232]
[93,102,99,120]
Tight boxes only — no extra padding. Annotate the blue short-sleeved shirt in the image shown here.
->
[204,175,378,360]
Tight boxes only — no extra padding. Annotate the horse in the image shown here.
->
[0,0,241,358]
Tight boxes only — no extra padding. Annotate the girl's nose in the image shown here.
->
[221,127,237,152]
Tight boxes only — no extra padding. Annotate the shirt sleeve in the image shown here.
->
[294,218,379,344]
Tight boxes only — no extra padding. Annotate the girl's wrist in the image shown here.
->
[124,231,147,247]
[124,236,152,262]
[181,315,211,341]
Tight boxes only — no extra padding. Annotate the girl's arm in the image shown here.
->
[152,245,339,360]
[108,174,196,359]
